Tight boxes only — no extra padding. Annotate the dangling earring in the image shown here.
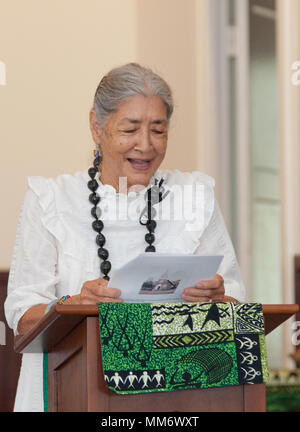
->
[93,143,102,171]
[88,144,102,182]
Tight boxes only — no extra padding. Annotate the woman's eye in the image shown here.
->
[124,129,137,133]
[152,130,164,134]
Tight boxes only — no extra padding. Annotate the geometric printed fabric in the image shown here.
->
[98,302,269,394]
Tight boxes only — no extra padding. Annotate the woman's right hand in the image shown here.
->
[73,277,123,304]
[17,278,121,335]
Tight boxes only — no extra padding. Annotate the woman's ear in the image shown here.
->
[89,109,102,143]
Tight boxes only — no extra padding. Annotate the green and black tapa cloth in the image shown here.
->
[98,302,269,394]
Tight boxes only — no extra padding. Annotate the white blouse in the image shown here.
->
[5,168,245,412]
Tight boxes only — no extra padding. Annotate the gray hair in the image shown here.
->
[93,63,174,125]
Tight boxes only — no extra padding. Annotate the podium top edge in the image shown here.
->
[53,303,299,315]
[14,303,299,353]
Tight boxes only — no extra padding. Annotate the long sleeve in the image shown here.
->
[194,199,246,302]
[4,189,59,335]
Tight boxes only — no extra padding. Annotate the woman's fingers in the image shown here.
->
[184,287,219,298]
[195,274,224,289]
[80,278,122,304]
[89,283,121,298]
[182,274,225,302]
[181,293,211,302]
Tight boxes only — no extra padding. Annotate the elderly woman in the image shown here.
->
[5,63,245,412]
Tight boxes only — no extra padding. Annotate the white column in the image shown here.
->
[235,0,251,301]
[277,0,300,367]
[195,0,221,195]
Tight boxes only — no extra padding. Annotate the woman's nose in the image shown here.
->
[134,130,152,152]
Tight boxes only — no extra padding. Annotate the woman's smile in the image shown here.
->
[126,158,153,171]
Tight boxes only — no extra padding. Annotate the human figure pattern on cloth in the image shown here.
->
[98,302,269,394]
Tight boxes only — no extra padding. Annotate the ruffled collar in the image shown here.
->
[83,168,164,199]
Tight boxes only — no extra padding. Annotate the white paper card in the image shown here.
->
[108,253,223,303]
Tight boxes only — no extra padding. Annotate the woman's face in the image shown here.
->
[90,94,168,191]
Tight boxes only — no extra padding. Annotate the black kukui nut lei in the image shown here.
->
[88,157,165,281]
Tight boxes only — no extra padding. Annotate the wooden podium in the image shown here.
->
[15,304,299,412]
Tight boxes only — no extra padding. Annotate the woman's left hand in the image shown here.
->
[181,274,225,303]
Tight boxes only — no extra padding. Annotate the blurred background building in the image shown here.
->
[0,0,299,411]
